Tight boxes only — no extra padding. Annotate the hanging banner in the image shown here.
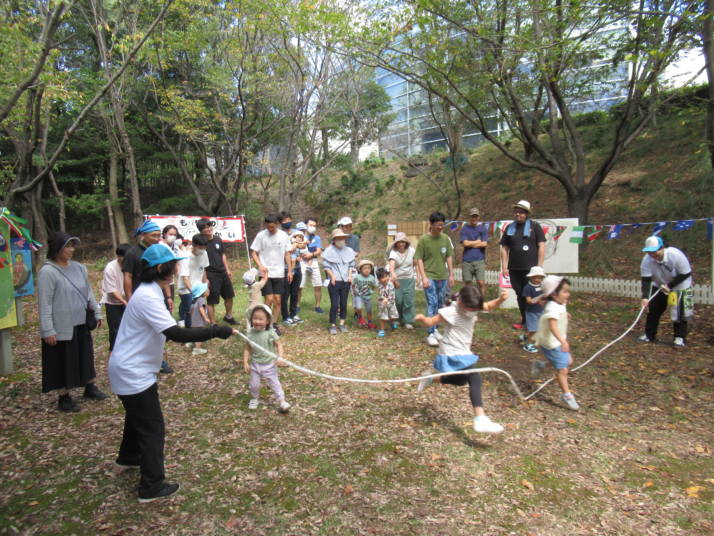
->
[11,238,33,297]
[144,215,246,243]
[0,222,17,329]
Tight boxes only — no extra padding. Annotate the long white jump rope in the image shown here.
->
[234,290,660,404]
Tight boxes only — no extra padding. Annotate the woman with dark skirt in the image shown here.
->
[37,232,107,412]
[108,243,235,502]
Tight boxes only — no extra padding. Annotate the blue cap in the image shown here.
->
[191,281,209,300]
[295,222,307,231]
[134,220,161,237]
[141,243,186,267]
[642,236,664,252]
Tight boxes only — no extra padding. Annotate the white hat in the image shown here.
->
[526,266,546,279]
[642,236,664,252]
[513,200,532,213]
[243,267,258,286]
[248,303,273,320]
[540,275,565,298]
[337,217,353,227]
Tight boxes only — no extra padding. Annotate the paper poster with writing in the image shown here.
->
[0,221,17,329]
[11,237,33,297]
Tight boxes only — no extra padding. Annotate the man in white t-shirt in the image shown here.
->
[250,213,292,329]
[639,235,693,347]
[177,234,210,327]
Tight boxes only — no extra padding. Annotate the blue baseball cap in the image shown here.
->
[141,243,186,267]
[191,281,209,300]
[134,220,161,237]
[642,236,664,252]
[295,222,307,231]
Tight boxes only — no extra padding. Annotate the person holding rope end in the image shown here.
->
[415,286,508,434]
[108,244,235,503]
[638,236,693,348]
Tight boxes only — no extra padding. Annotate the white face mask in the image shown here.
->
[334,239,346,249]
[307,225,316,234]
[165,235,176,245]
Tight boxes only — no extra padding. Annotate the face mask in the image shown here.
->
[281,222,292,230]
[334,240,346,249]
[307,225,316,234]
[193,248,205,256]
[165,235,176,245]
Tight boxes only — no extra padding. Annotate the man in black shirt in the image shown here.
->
[123,220,162,300]
[196,218,237,325]
[499,200,545,330]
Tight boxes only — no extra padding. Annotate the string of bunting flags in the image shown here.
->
[446,217,714,243]
[0,208,42,250]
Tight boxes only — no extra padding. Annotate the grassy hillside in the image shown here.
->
[331,102,713,285]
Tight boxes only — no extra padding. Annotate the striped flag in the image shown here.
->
[672,220,695,231]
[569,226,586,243]
[652,221,668,235]
[553,225,567,241]
[587,226,603,241]
[606,224,623,240]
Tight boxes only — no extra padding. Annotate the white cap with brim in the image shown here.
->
[513,200,532,213]
[337,217,353,227]
[248,303,273,321]
[540,275,564,298]
[526,266,546,279]
[642,236,664,252]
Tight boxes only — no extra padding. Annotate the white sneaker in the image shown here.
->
[248,398,260,410]
[177,320,185,328]
[530,359,547,378]
[404,324,414,330]
[417,369,435,392]
[638,334,652,343]
[191,348,208,356]
[673,337,685,347]
[278,400,291,413]
[473,415,504,434]
[184,342,194,349]
[292,316,304,324]
[433,329,443,341]
[561,392,580,411]
[426,334,439,347]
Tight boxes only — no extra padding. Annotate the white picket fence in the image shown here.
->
[453,269,714,305]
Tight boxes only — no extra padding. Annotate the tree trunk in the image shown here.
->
[29,186,48,266]
[565,189,589,225]
[703,0,714,173]
[108,148,129,243]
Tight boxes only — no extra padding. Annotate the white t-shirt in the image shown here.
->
[250,229,291,278]
[108,282,177,395]
[438,304,478,356]
[388,247,416,279]
[535,300,568,350]
[640,247,692,290]
[177,250,209,294]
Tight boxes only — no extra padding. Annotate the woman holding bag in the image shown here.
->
[37,232,106,412]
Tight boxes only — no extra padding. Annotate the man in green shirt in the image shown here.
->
[414,211,455,347]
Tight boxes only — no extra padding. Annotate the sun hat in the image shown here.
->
[391,231,411,248]
[295,221,307,231]
[141,243,187,267]
[330,228,350,241]
[468,207,481,216]
[47,231,80,260]
[243,267,258,286]
[337,217,353,227]
[357,259,375,271]
[526,266,546,279]
[191,281,209,300]
[292,229,305,238]
[248,303,273,321]
[513,200,532,214]
[642,235,664,252]
[540,275,565,298]
[134,219,161,237]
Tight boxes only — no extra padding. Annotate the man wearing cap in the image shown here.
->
[299,217,324,313]
[337,217,360,259]
[197,218,237,325]
[460,208,489,297]
[639,236,693,347]
[499,200,546,330]
[278,211,303,325]
[123,220,162,300]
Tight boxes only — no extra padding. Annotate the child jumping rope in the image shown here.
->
[353,259,377,328]
[243,304,290,413]
[522,266,545,353]
[531,275,579,411]
[415,286,508,434]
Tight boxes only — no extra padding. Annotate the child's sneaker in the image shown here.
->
[192,348,208,356]
[433,329,443,341]
[248,398,260,410]
[377,329,385,337]
[283,318,294,326]
[358,317,367,327]
[638,334,652,343]
[391,322,399,330]
[417,369,435,392]
[512,323,524,330]
[473,415,504,434]
[177,320,185,328]
[292,315,304,324]
[561,392,580,411]
[426,334,439,347]
[518,333,527,343]
[339,325,348,333]
[314,307,325,314]
[530,359,547,378]
[329,326,338,335]
[367,322,377,329]
[673,337,685,347]
[522,343,538,353]
[278,400,291,413]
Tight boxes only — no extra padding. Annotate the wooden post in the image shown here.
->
[15,298,24,327]
[0,329,12,375]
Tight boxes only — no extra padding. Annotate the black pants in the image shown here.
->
[645,288,688,340]
[328,281,350,324]
[441,372,483,407]
[281,269,302,319]
[105,304,126,351]
[508,269,529,324]
[117,383,165,495]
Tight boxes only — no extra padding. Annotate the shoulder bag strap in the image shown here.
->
[48,263,90,304]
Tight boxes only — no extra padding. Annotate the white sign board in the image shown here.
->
[499,218,579,274]
[145,215,246,243]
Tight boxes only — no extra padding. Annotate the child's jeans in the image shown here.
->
[423,279,449,334]
[353,295,372,315]
[178,292,193,327]
[249,361,285,401]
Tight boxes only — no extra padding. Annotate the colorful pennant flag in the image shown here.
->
[652,221,668,235]
[672,220,695,231]
[0,208,42,250]
[553,225,567,241]
[606,224,623,240]
[587,226,603,241]
[569,226,586,243]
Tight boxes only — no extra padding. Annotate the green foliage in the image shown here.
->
[144,194,200,216]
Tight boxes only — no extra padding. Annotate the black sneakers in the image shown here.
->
[58,394,80,412]
[138,482,180,503]
[223,316,238,325]
[83,383,107,400]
